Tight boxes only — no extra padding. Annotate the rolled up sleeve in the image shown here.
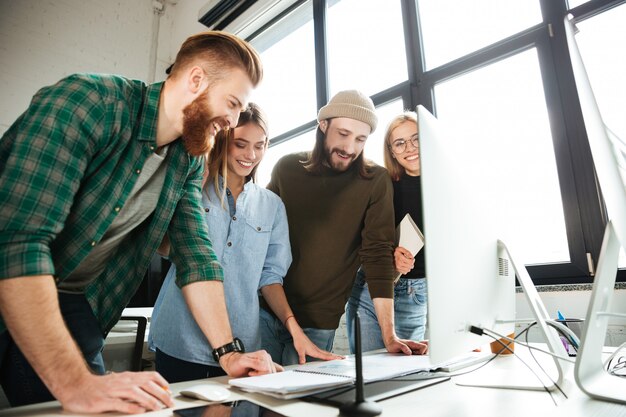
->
[167,160,224,288]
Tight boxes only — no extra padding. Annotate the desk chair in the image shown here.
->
[103,315,149,372]
[117,315,148,372]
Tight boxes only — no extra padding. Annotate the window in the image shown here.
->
[249,2,317,138]
[575,6,626,146]
[434,49,569,264]
[326,0,408,96]
[239,0,625,283]
[417,0,542,70]
[257,130,316,187]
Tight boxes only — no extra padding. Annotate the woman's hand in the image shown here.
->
[394,246,415,275]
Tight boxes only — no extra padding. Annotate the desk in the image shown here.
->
[1,346,625,417]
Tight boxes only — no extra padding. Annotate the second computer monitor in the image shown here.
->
[418,105,516,365]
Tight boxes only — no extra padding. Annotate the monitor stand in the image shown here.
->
[454,240,573,392]
[575,221,626,403]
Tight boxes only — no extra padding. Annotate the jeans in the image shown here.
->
[259,308,336,366]
[0,293,106,406]
[155,348,226,383]
[345,269,427,354]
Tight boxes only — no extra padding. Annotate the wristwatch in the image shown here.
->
[212,338,245,362]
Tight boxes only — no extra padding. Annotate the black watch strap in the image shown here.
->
[212,337,245,362]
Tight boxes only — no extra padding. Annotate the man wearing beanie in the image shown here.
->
[260,90,427,365]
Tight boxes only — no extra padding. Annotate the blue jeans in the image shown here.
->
[0,293,106,406]
[259,308,336,366]
[345,269,427,354]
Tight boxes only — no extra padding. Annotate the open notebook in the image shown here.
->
[229,351,491,399]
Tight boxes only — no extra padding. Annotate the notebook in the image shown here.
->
[395,213,425,281]
[228,351,486,399]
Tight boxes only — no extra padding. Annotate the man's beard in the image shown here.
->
[325,145,357,172]
[181,88,220,157]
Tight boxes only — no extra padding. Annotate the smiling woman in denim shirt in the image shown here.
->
[148,103,340,382]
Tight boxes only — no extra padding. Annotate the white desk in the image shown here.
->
[1,346,625,417]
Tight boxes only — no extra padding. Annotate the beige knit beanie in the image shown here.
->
[317,90,378,133]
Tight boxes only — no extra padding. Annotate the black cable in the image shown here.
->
[480,327,558,406]
[515,321,572,399]
[521,324,568,401]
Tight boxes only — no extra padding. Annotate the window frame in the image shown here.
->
[242,0,625,284]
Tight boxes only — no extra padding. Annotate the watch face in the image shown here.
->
[234,338,244,351]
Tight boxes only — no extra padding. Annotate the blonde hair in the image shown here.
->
[206,103,269,206]
[383,111,418,181]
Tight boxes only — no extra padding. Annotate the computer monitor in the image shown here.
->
[418,105,572,390]
[563,15,626,404]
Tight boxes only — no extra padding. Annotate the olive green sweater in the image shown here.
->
[267,152,395,329]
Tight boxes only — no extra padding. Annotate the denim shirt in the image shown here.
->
[149,177,292,366]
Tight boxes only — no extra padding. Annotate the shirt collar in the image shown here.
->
[136,81,164,144]
[216,174,254,191]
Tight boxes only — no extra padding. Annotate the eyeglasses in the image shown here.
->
[389,133,419,154]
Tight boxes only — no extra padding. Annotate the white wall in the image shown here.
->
[0,0,160,135]
[515,287,626,347]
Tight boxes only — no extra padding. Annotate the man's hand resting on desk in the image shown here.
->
[219,350,283,377]
[292,328,344,364]
[385,337,429,356]
[59,371,174,414]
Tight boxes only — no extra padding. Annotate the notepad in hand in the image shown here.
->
[395,214,424,281]
[397,213,424,256]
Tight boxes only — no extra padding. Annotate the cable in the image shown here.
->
[520,324,569,401]
[605,341,626,377]
[475,324,574,405]
[483,329,557,405]
[472,326,576,364]
[517,321,579,355]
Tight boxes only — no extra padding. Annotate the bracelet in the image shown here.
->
[282,315,295,326]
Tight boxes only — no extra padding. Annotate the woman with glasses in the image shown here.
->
[346,111,428,353]
[149,103,339,382]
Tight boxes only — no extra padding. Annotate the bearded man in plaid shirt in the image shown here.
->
[0,31,280,413]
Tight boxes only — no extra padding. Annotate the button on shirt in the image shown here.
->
[149,178,292,366]
[0,74,223,334]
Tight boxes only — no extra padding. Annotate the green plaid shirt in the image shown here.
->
[0,74,223,334]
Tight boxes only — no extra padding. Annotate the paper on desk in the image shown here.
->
[229,369,351,396]
[229,353,436,399]
[294,353,433,382]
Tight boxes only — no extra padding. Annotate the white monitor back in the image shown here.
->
[418,105,515,365]
[564,14,626,403]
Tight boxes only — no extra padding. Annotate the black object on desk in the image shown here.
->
[338,311,383,417]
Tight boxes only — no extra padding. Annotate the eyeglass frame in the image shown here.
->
[388,133,419,154]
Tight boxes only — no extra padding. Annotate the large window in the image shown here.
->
[417,0,542,70]
[241,0,625,283]
[249,3,317,138]
[326,0,408,96]
[434,49,569,264]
